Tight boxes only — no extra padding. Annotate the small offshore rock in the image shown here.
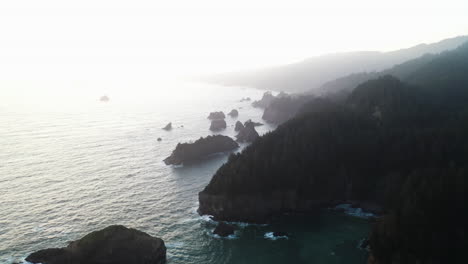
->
[227,109,239,117]
[213,222,235,237]
[162,122,172,131]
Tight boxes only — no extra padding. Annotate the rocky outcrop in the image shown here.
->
[100,95,110,102]
[207,111,226,120]
[252,92,276,108]
[213,222,235,237]
[235,122,259,143]
[234,121,244,132]
[162,122,172,131]
[227,109,239,117]
[210,119,227,131]
[164,135,238,165]
[26,225,166,264]
[244,119,262,127]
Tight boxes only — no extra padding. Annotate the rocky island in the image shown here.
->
[164,135,238,165]
[26,225,166,264]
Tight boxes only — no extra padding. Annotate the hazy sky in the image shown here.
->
[0,0,467,88]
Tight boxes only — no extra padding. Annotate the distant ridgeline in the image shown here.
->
[254,40,468,125]
[199,43,468,263]
[206,35,468,93]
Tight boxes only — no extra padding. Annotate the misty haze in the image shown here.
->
[0,1,466,264]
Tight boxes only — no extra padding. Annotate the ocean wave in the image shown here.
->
[332,204,376,219]
[206,230,239,240]
[264,232,288,240]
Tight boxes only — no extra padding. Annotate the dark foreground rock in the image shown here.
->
[162,122,172,131]
[210,119,227,131]
[207,111,225,120]
[26,225,166,264]
[235,122,259,143]
[234,121,244,132]
[213,222,235,237]
[227,109,239,117]
[164,135,238,165]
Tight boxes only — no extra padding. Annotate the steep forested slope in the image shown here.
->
[199,45,468,262]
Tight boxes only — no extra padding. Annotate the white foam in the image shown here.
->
[207,230,239,240]
[264,232,288,240]
[166,241,185,248]
[199,214,217,224]
[333,204,376,219]
[226,221,268,228]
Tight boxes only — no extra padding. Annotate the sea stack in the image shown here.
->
[213,222,236,237]
[236,121,259,143]
[207,111,226,120]
[162,122,172,131]
[227,109,239,117]
[234,121,244,132]
[210,119,227,131]
[26,225,166,264]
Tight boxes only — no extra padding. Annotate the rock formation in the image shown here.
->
[100,95,110,102]
[210,119,227,131]
[227,109,239,117]
[234,121,244,132]
[164,135,238,165]
[26,225,166,264]
[244,119,262,127]
[213,222,235,237]
[252,91,276,108]
[235,122,259,143]
[162,122,172,131]
[207,111,226,120]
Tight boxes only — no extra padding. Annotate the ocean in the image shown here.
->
[0,81,369,263]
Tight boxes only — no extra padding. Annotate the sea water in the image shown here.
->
[0,81,369,263]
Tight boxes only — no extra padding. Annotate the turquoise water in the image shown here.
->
[0,82,369,263]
